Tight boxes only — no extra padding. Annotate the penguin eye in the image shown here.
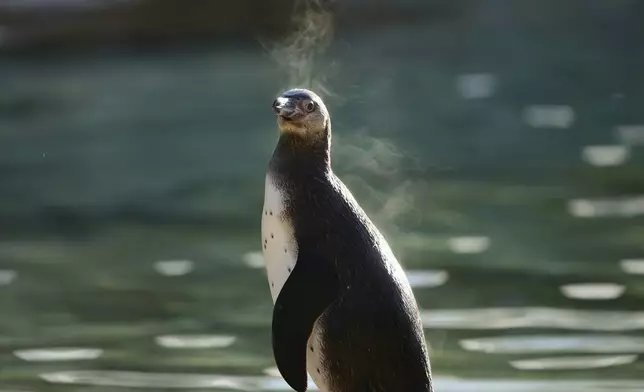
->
[305,101,316,113]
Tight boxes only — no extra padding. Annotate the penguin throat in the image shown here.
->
[271,126,331,177]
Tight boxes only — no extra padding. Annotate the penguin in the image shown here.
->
[261,88,433,392]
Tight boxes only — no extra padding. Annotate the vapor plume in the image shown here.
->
[263,0,337,98]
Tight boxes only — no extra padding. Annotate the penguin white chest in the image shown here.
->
[261,173,332,392]
[261,174,298,302]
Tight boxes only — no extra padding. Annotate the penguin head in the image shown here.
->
[272,89,330,137]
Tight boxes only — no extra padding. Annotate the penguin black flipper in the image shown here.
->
[272,247,339,392]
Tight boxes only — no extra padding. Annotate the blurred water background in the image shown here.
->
[2,0,644,391]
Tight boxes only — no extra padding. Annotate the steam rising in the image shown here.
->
[334,132,431,234]
[265,2,431,234]
[264,0,336,97]
[263,1,452,261]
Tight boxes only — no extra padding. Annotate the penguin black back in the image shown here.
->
[265,88,433,392]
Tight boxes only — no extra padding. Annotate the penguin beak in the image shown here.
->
[273,97,300,120]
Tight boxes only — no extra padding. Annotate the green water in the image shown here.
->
[1,24,644,391]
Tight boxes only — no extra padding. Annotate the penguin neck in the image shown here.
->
[270,126,331,180]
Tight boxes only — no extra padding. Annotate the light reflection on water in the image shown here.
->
[581,145,629,167]
[155,335,237,349]
[421,308,644,331]
[559,283,626,300]
[0,269,17,285]
[522,105,575,129]
[459,335,644,354]
[13,347,103,362]
[617,125,644,145]
[446,236,490,254]
[153,260,195,276]
[242,252,266,269]
[568,196,644,218]
[405,269,449,288]
[38,371,644,392]
[509,355,639,371]
[620,259,644,275]
[455,73,497,100]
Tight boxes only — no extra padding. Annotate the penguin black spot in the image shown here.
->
[284,248,287,253]
[287,267,292,273]
[310,346,314,352]
[317,368,320,374]
[271,233,274,238]
[271,282,274,287]
[269,210,273,216]
[264,244,267,250]
[264,210,267,216]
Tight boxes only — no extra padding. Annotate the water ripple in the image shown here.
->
[14,347,103,362]
[456,73,497,99]
[581,145,629,167]
[620,259,644,275]
[39,371,644,392]
[559,283,625,300]
[421,307,644,331]
[406,269,449,288]
[460,335,644,354]
[568,196,644,218]
[510,354,638,370]
[617,124,644,145]
[39,371,315,390]
[447,236,490,254]
[154,260,195,276]
[242,251,265,269]
[523,105,575,128]
[0,269,16,285]
[155,335,237,349]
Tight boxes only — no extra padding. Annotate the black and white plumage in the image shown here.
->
[261,88,433,392]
